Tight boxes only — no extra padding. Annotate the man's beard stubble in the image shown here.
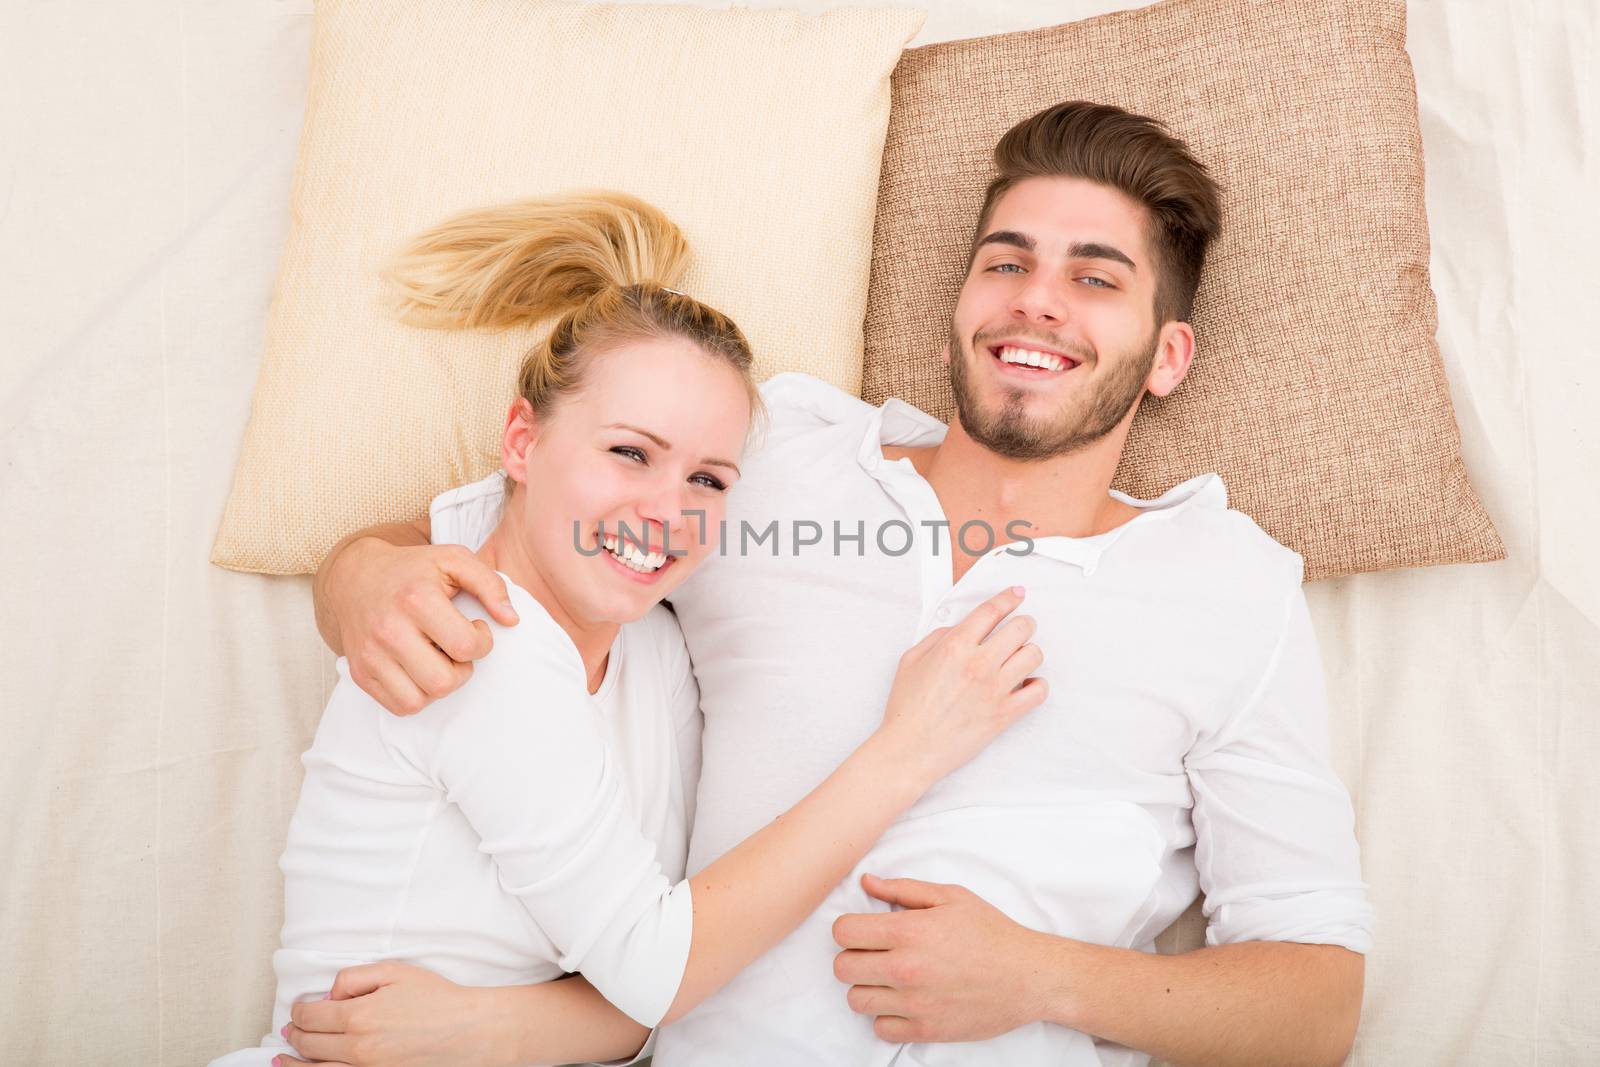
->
[947,324,1159,462]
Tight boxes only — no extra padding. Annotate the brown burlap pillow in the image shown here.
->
[863,0,1503,581]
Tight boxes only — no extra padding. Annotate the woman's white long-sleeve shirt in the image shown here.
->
[213,579,700,1065]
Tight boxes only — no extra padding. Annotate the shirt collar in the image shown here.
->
[853,394,1226,575]
[856,395,948,473]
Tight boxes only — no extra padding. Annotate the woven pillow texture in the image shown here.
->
[862,0,1503,581]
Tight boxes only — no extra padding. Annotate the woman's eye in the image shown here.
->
[611,445,647,463]
[690,473,728,492]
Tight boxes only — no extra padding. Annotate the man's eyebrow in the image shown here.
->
[973,232,1137,272]
[975,229,1036,254]
[1067,241,1137,272]
[606,423,741,476]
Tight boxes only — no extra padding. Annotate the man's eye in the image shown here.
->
[989,263,1025,274]
[611,445,647,463]
[690,473,728,492]
[1079,276,1114,289]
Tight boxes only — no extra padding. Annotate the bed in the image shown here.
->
[0,0,1595,1062]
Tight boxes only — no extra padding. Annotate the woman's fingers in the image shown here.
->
[948,586,1025,645]
[1005,675,1050,717]
[980,612,1037,664]
[996,641,1044,693]
[281,1023,354,1063]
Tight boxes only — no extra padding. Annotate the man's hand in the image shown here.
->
[328,533,518,716]
[279,962,506,1067]
[831,873,1054,1043]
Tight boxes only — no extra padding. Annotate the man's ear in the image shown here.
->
[501,397,539,484]
[939,339,952,367]
[1145,320,1195,398]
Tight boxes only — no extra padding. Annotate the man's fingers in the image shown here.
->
[845,983,905,1017]
[949,586,1025,644]
[832,947,893,985]
[873,1014,920,1043]
[860,872,961,910]
[330,961,399,1000]
[440,552,518,626]
[387,625,474,700]
[355,652,431,717]
[411,591,495,665]
[831,910,904,950]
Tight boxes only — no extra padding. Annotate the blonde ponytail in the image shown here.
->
[385,191,759,420]
[386,191,690,330]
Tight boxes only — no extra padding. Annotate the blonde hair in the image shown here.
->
[385,191,762,419]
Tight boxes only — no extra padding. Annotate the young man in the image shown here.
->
[287,102,1371,1066]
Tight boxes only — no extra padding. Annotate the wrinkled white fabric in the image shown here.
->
[436,372,1374,1065]
[209,588,699,1065]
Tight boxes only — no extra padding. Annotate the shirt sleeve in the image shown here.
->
[428,470,508,551]
[394,595,693,1026]
[1184,581,1376,954]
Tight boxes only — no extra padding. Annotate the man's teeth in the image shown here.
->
[601,533,667,573]
[997,345,1073,371]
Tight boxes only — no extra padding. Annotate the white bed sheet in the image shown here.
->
[0,1,1595,1063]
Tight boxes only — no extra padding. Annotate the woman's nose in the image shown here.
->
[634,481,688,542]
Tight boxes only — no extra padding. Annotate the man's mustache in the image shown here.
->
[970,327,1095,365]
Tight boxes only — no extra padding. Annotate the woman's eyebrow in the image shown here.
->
[606,423,740,476]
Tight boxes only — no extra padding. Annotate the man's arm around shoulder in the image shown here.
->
[311,515,519,715]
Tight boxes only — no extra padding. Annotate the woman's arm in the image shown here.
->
[282,964,646,1067]
[434,586,1043,1029]
[662,586,1045,1022]
[284,589,1044,1066]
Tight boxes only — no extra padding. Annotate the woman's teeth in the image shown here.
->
[602,533,667,573]
[997,345,1074,371]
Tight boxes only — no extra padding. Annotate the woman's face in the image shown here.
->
[500,334,752,627]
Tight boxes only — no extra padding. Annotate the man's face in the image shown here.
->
[947,175,1166,461]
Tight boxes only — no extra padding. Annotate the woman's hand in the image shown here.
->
[279,962,506,1067]
[874,586,1046,788]
[329,535,518,716]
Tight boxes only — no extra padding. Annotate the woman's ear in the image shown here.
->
[501,397,539,484]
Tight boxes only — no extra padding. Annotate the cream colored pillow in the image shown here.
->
[212,0,923,574]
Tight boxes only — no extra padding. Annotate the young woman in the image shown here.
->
[213,192,1046,1066]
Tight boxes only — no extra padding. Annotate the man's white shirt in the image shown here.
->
[435,372,1374,1066]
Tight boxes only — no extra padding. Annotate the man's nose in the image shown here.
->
[1010,270,1067,325]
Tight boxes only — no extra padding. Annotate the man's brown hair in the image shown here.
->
[975,101,1222,324]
